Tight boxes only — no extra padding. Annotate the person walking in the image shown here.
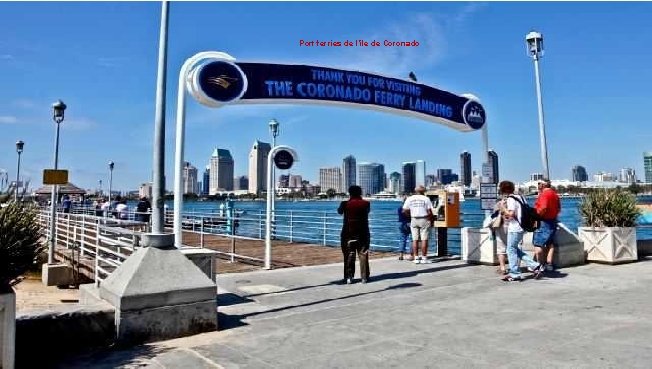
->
[397,195,412,260]
[533,179,561,271]
[61,195,72,214]
[337,185,371,284]
[136,197,151,223]
[498,180,543,281]
[402,185,435,264]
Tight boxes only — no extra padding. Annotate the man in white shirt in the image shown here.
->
[402,185,435,264]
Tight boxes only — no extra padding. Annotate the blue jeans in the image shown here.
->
[398,225,411,253]
[507,231,540,278]
[533,220,558,247]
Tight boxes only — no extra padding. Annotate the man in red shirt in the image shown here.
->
[533,179,561,271]
[337,185,371,284]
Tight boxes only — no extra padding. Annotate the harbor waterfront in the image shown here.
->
[161,196,652,255]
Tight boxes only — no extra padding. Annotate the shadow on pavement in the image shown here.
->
[218,282,422,332]
[54,345,172,369]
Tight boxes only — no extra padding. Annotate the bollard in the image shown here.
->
[437,227,448,257]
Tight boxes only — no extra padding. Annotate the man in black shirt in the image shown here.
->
[337,185,371,284]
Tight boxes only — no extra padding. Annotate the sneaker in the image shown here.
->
[413,256,422,264]
[346,278,353,284]
[502,275,523,282]
[421,257,432,264]
[532,264,544,279]
[545,264,554,272]
[361,278,368,284]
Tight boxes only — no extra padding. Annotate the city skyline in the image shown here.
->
[2,2,652,192]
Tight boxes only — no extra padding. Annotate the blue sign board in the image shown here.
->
[188,59,486,132]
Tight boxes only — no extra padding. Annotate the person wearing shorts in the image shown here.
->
[402,185,435,264]
[533,179,561,271]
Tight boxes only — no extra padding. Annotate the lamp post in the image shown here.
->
[15,140,24,202]
[108,161,114,209]
[269,119,279,217]
[526,30,550,180]
[98,179,102,196]
[48,99,66,264]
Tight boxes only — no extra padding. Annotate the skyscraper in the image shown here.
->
[248,140,271,195]
[183,161,198,195]
[389,172,401,194]
[425,174,436,188]
[531,173,545,181]
[488,150,499,184]
[342,155,357,191]
[644,152,652,183]
[289,174,303,189]
[210,148,234,194]
[572,165,588,182]
[437,169,456,185]
[401,162,416,194]
[460,151,472,186]
[319,167,342,193]
[234,175,249,191]
[415,160,426,188]
[278,174,290,188]
[358,162,385,196]
[620,168,636,184]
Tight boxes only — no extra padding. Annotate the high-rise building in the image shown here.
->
[342,155,356,191]
[278,174,290,188]
[248,141,271,195]
[460,151,472,186]
[183,161,198,195]
[358,162,385,196]
[139,182,153,199]
[202,166,210,195]
[594,172,616,182]
[401,162,416,194]
[620,168,636,184]
[531,173,545,181]
[488,150,499,184]
[319,167,342,193]
[415,160,426,187]
[644,152,652,183]
[289,174,303,189]
[389,172,401,194]
[572,165,588,182]
[234,175,249,191]
[210,148,234,194]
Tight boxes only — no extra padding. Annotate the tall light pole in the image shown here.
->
[48,99,66,264]
[108,161,114,208]
[269,119,279,215]
[98,179,102,196]
[152,0,169,234]
[526,30,550,180]
[15,140,24,202]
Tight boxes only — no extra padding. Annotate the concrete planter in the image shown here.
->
[579,226,637,264]
[1,289,15,369]
[461,227,506,265]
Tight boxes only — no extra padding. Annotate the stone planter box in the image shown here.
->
[1,290,15,369]
[463,223,585,268]
[461,227,506,265]
[578,226,637,264]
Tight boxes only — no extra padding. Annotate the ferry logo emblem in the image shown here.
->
[462,100,486,130]
[207,75,239,89]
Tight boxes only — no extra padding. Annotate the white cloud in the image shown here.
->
[60,117,98,130]
[97,56,128,68]
[0,116,18,124]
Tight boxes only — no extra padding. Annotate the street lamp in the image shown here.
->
[268,119,280,231]
[526,30,550,180]
[15,140,24,202]
[108,161,114,209]
[48,99,66,264]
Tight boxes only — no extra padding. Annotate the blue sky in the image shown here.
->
[2,1,652,192]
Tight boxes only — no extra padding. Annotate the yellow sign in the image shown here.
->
[43,169,68,185]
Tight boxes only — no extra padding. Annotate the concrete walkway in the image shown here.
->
[59,256,652,368]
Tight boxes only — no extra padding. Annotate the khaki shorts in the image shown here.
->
[410,217,431,241]
[494,227,508,255]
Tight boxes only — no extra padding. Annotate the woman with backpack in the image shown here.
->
[497,180,544,282]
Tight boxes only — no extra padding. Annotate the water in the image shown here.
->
[159,197,652,255]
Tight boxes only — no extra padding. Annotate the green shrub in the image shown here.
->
[0,203,44,290]
[579,189,641,228]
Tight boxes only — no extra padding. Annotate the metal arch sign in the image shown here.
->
[186,55,486,132]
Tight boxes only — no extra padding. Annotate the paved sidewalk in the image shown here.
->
[59,257,652,368]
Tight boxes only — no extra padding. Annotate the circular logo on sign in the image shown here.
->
[192,60,247,106]
[274,150,294,170]
[462,100,486,130]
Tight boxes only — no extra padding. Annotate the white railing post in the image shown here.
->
[259,211,263,239]
[81,214,86,256]
[289,210,293,243]
[95,222,100,287]
[323,212,327,246]
[66,214,71,248]
[200,216,204,248]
